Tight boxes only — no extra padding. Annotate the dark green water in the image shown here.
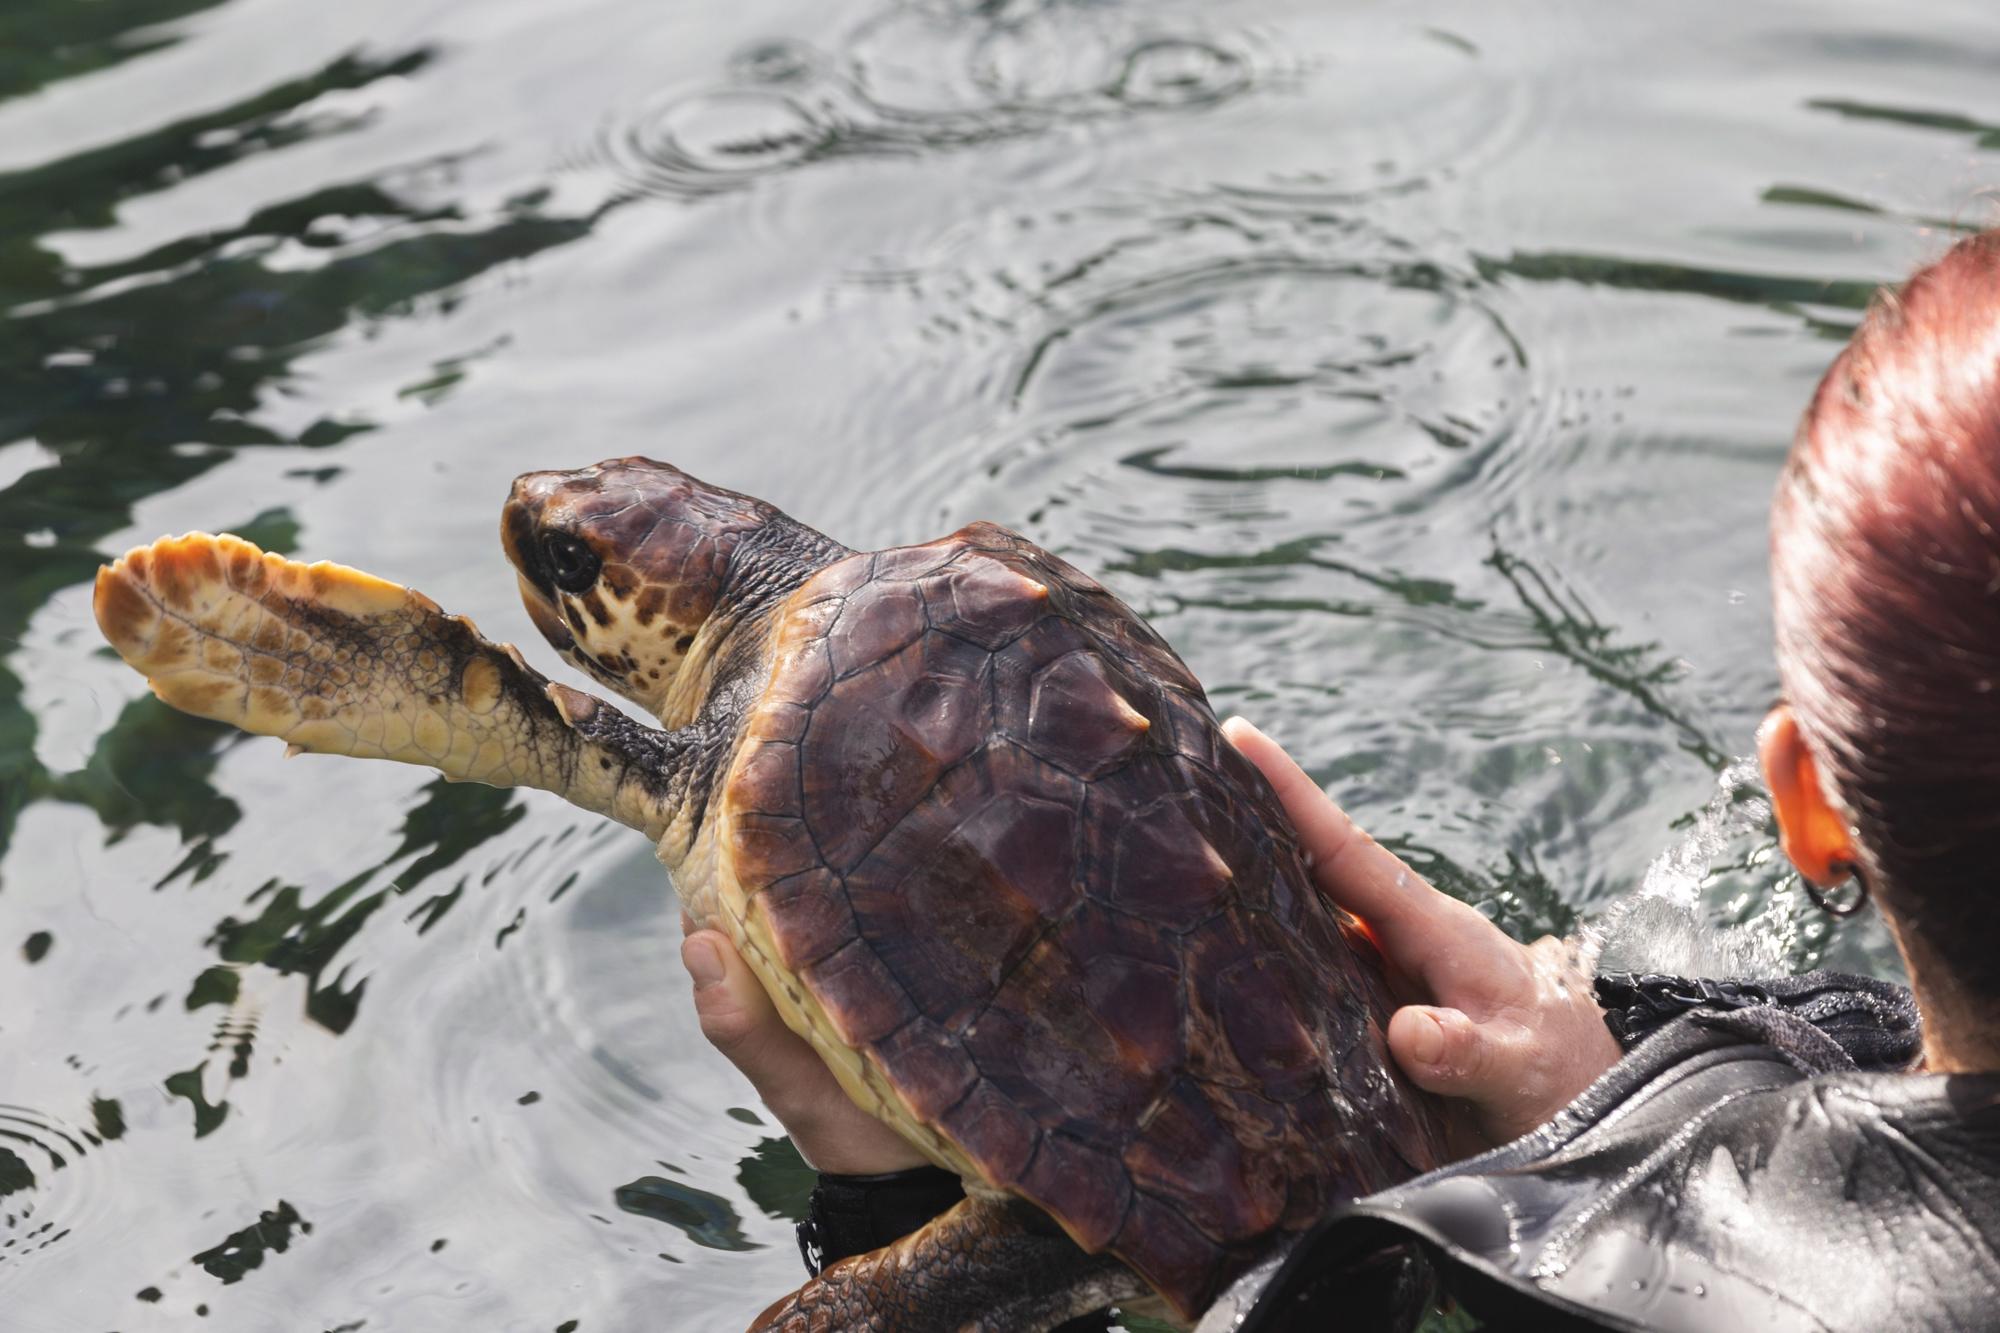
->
[0,0,1982,1327]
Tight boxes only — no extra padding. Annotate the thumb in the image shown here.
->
[680,929,934,1175]
[1386,1005,1496,1097]
[682,929,784,1065]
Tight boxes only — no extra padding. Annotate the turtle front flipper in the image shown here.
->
[95,533,703,843]
[750,1193,1148,1333]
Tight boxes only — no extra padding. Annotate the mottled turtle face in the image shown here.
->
[502,457,785,719]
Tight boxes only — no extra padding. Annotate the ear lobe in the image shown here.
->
[1757,704,1857,886]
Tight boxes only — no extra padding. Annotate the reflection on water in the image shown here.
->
[0,0,1977,1326]
[615,1175,756,1253]
[0,0,228,103]
[1808,96,2000,144]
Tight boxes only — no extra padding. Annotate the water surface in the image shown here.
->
[3,0,1987,1327]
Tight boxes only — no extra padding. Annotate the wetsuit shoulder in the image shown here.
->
[1225,1001,2000,1333]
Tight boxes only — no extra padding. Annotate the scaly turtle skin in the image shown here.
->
[95,459,1445,1331]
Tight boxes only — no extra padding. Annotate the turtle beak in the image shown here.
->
[517,574,575,654]
[503,470,583,657]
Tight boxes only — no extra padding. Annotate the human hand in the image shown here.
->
[683,718,1619,1169]
[680,915,931,1175]
[1223,718,1621,1149]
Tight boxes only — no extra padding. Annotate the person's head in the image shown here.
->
[1761,230,2000,1063]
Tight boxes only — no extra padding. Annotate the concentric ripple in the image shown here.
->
[0,1101,120,1275]
[839,198,1634,895]
[875,200,1539,549]
[729,37,825,88]
[597,90,840,195]
[579,10,1273,199]
[1109,39,1251,109]
[4,0,1969,1328]
[850,0,1264,112]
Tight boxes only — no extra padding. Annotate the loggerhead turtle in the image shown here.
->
[94,458,1445,1331]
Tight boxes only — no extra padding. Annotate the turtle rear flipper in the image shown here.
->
[750,1192,1147,1333]
[95,533,699,842]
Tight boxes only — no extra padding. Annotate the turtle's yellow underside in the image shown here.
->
[97,534,525,775]
[700,817,984,1185]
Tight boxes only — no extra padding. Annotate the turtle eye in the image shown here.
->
[542,533,600,594]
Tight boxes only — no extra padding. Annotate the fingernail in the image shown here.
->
[683,936,725,990]
[1407,1012,1445,1066]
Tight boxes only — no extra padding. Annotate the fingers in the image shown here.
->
[1387,998,1621,1147]
[683,930,840,1116]
[682,930,797,1072]
[1222,716,1447,939]
[1220,720,1621,1150]
[1388,1004,1545,1147]
[1387,1005,1495,1096]
[681,915,813,1077]
[682,913,799,1073]
[680,929,931,1174]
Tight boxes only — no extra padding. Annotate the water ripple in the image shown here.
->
[0,1100,119,1276]
[1,0,1960,1326]
[578,15,1272,199]
[608,90,839,192]
[1109,39,1251,109]
[873,199,1540,550]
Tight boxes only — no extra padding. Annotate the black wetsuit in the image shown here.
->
[798,972,2000,1332]
[1225,971,2000,1331]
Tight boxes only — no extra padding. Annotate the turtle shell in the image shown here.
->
[721,522,1444,1318]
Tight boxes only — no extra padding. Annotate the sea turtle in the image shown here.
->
[94,458,1445,1331]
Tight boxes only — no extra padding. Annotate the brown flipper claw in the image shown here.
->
[748,1194,1144,1333]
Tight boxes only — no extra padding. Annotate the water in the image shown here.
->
[1585,759,1795,980]
[0,0,1975,1326]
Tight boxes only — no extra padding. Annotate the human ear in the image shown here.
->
[1757,704,1857,886]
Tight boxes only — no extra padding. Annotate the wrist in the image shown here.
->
[759,1088,932,1176]
[796,1166,965,1275]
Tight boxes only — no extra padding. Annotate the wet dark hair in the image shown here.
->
[1771,230,2000,1003]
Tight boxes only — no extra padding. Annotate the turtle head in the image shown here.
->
[503,457,844,722]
